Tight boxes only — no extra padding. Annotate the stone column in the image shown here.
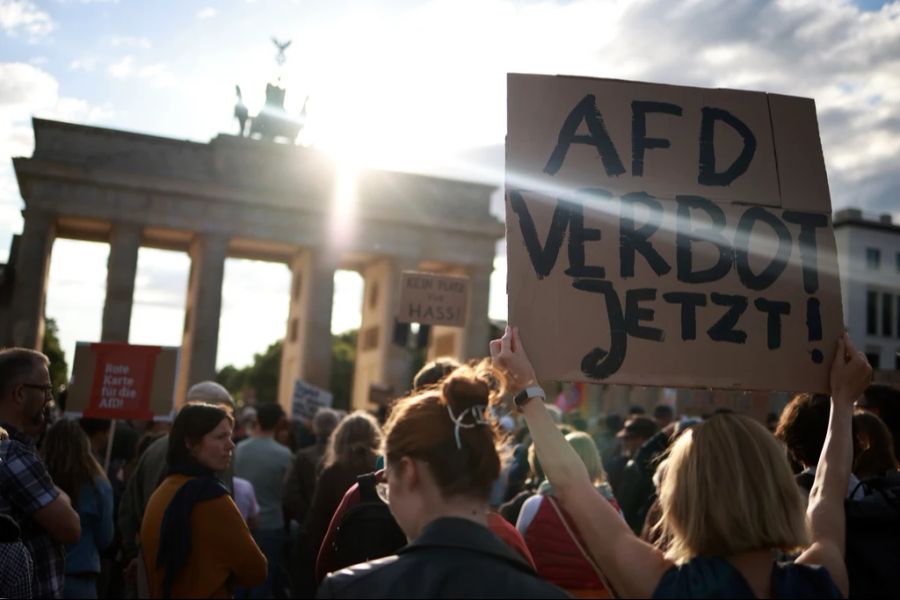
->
[278,249,336,414]
[8,209,56,349]
[463,263,493,360]
[351,256,418,410]
[176,233,228,406]
[101,223,142,342]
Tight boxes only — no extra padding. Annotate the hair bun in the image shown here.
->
[441,368,491,415]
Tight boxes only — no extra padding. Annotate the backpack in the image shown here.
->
[844,471,900,598]
[329,472,407,571]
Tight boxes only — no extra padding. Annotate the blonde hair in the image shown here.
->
[566,431,605,483]
[658,413,809,563]
[323,411,382,472]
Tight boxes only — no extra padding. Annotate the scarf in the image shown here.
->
[156,462,229,599]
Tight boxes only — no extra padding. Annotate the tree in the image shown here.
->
[215,330,358,410]
[329,330,356,411]
[42,317,68,392]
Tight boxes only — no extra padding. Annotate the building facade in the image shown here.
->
[834,208,900,376]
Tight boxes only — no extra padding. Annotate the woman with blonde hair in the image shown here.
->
[304,411,382,567]
[492,327,871,598]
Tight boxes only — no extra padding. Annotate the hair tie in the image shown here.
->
[446,404,489,449]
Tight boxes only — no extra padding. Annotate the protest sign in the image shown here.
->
[505,74,842,393]
[292,379,333,420]
[397,271,469,328]
[67,342,179,419]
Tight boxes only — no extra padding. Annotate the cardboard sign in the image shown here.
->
[397,271,469,328]
[67,342,179,419]
[292,379,333,420]
[505,74,842,393]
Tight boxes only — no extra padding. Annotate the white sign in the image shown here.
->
[291,379,333,420]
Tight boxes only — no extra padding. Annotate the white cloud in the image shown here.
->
[108,55,175,87]
[0,62,113,261]
[109,35,151,49]
[69,57,97,71]
[108,54,134,78]
[196,6,217,19]
[0,0,54,38]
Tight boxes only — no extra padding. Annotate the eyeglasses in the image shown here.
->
[22,384,53,398]
[375,470,390,505]
[375,481,389,504]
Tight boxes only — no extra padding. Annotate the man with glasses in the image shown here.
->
[0,348,81,599]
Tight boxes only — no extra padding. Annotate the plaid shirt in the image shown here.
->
[0,539,34,598]
[0,423,65,599]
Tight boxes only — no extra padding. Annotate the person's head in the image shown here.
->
[0,348,52,432]
[569,416,588,432]
[255,402,285,434]
[857,385,900,458]
[323,410,382,472]
[775,393,831,470]
[853,410,899,480]
[604,413,624,435]
[653,404,675,429]
[167,403,235,472]
[658,413,809,563]
[566,431,605,484]
[618,416,658,455]
[628,405,646,416]
[41,418,105,508]
[312,408,341,442]
[78,418,112,451]
[382,362,503,539]
[412,358,462,390]
[185,381,235,413]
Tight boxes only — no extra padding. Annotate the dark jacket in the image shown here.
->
[316,517,570,599]
[618,431,669,533]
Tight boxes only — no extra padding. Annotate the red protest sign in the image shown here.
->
[68,342,179,419]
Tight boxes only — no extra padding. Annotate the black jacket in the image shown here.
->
[316,517,570,599]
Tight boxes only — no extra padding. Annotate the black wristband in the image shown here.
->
[514,385,544,409]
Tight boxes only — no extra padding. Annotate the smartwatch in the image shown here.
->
[514,385,545,410]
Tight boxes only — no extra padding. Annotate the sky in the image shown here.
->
[1,0,899,372]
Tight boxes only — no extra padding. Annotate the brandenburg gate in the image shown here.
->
[1,118,502,410]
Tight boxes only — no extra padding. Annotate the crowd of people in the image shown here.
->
[0,327,897,599]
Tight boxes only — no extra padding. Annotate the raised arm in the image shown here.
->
[491,326,672,598]
[796,333,872,597]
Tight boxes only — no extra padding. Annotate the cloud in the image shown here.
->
[69,57,97,71]
[593,0,900,213]
[108,55,133,77]
[0,62,113,261]
[108,55,175,87]
[0,0,54,38]
[0,61,114,162]
[108,35,151,49]
[196,7,217,19]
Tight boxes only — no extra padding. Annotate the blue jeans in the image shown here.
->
[237,528,287,599]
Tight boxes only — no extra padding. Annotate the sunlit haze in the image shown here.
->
[2,0,898,371]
